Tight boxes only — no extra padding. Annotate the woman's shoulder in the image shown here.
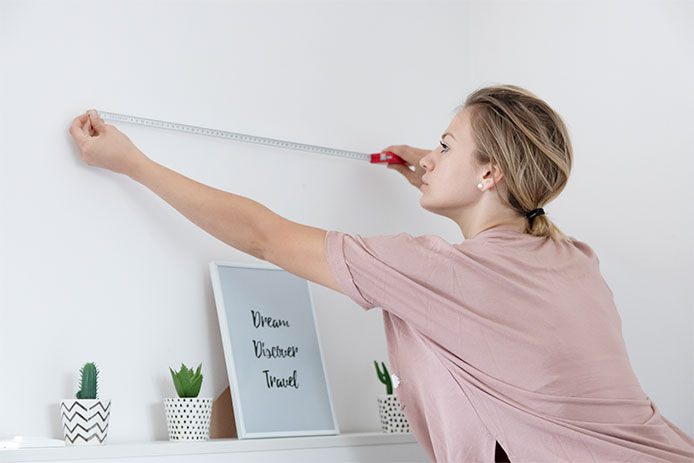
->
[358,229,599,265]
[454,228,600,263]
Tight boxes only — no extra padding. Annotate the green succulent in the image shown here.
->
[169,363,203,398]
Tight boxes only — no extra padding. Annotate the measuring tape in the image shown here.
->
[95,110,405,165]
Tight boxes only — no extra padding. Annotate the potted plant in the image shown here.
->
[60,362,111,445]
[164,363,212,441]
[374,361,410,433]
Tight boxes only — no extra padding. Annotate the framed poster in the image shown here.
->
[209,260,339,439]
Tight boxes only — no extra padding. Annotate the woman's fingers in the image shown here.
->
[387,163,418,185]
[69,113,90,145]
[84,115,93,136]
[69,111,106,145]
[387,161,425,188]
[87,109,106,134]
[382,144,428,189]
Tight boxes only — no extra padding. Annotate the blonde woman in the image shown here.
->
[69,85,693,462]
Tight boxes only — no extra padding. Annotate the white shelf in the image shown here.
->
[0,432,423,462]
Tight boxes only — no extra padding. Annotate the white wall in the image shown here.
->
[1,0,691,443]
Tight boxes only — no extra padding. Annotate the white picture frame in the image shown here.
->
[209,260,339,439]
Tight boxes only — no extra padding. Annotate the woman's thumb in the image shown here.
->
[87,110,106,132]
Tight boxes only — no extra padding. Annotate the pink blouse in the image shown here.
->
[324,227,694,462]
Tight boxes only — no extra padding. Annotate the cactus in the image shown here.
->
[75,362,99,399]
[169,363,203,398]
[374,360,393,395]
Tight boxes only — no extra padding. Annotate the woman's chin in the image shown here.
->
[419,198,448,217]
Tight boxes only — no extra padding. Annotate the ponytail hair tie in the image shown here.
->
[525,208,545,227]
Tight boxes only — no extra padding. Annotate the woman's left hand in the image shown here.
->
[69,110,147,176]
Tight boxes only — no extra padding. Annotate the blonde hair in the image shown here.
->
[457,84,573,242]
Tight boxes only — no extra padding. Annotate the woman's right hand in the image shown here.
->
[381,145,430,189]
[69,110,147,176]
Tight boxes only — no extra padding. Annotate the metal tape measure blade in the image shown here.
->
[97,110,371,162]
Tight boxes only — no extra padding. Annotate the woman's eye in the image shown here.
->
[439,141,449,152]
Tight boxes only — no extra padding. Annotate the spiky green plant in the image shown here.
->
[169,363,203,398]
[76,362,99,399]
[374,360,393,395]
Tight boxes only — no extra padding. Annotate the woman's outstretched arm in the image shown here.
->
[130,158,341,293]
[69,110,341,293]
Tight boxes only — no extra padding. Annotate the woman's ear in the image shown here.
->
[479,164,506,193]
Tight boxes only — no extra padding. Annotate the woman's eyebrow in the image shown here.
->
[441,132,456,140]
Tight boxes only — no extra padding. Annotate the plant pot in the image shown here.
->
[60,398,111,445]
[376,394,410,433]
[164,397,213,441]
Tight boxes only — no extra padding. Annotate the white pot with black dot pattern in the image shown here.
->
[164,397,213,441]
[376,394,410,433]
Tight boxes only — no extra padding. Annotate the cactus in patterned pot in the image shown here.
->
[164,363,212,441]
[60,362,111,445]
[374,360,410,433]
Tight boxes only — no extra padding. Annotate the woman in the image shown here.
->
[69,85,693,462]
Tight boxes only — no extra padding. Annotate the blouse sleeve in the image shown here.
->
[324,229,489,342]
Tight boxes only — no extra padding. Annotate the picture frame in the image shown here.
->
[209,260,339,439]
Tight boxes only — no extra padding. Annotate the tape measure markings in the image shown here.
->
[96,110,390,163]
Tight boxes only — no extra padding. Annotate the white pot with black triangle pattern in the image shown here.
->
[377,393,410,433]
[374,362,410,433]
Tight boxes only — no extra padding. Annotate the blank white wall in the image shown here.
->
[0,0,691,443]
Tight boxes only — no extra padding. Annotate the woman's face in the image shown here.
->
[418,107,487,219]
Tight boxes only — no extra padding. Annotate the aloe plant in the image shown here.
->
[374,360,393,395]
[75,362,99,399]
[169,363,203,398]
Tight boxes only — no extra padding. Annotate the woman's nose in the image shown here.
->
[420,152,434,170]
